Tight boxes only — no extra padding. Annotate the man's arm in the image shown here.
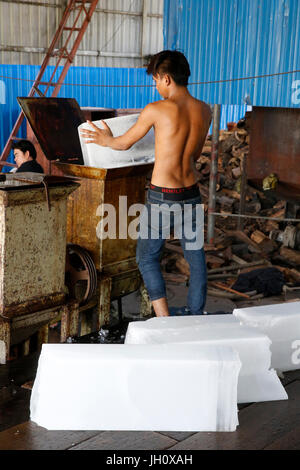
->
[80,103,155,150]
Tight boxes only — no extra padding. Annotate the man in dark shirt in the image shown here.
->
[12,139,44,173]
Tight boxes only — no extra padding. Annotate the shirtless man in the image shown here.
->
[81,50,212,317]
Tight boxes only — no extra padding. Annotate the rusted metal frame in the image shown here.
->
[37,324,49,350]
[0,320,10,363]
[139,283,152,318]
[37,0,79,94]
[60,301,80,342]
[0,0,74,162]
[44,0,94,96]
[52,0,99,97]
[10,306,63,330]
[207,104,221,244]
[96,275,112,330]
[0,0,97,163]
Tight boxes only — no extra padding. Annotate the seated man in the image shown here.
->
[12,139,44,173]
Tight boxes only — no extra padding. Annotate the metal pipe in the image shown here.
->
[237,152,247,230]
[207,104,221,244]
[210,211,300,223]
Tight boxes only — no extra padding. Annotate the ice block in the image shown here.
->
[78,114,155,169]
[125,315,288,403]
[233,301,300,372]
[30,343,241,432]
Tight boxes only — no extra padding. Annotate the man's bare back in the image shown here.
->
[81,50,211,317]
[149,92,212,188]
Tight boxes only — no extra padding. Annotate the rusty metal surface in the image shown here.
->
[109,268,142,301]
[1,293,66,319]
[27,108,117,175]
[57,163,152,271]
[17,97,85,164]
[0,184,78,318]
[248,107,300,192]
[54,161,107,180]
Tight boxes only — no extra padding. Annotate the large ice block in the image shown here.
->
[78,114,155,169]
[30,343,241,432]
[233,301,300,372]
[145,313,240,328]
[125,315,288,404]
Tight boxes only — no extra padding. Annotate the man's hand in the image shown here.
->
[80,120,113,147]
[80,105,155,151]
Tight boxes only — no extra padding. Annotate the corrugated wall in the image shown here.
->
[0,64,248,170]
[0,63,159,168]
[0,0,164,67]
[164,0,300,107]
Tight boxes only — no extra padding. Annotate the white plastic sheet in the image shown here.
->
[233,301,300,372]
[125,315,288,404]
[78,114,155,169]
[30,343,241,432]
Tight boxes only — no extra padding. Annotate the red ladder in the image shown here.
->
[0,0,99,165]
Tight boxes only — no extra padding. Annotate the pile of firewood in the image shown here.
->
[154,111,300,302]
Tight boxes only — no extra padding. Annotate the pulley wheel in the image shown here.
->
[65,244,97,305]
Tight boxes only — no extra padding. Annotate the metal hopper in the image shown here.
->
[18,97,154,332]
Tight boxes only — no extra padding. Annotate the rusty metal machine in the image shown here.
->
[18,97,153,339]
[247,106,300,206]
[0,173,79,363]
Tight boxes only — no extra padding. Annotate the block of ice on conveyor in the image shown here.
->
[233,301,300,372]
[78,113,155,169]
[125,315,288,404]
[30,343,240,432]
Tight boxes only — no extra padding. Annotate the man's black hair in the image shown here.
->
[146,50,191,87]
[12,139,37,160]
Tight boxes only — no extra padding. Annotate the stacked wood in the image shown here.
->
[148,111,300,301]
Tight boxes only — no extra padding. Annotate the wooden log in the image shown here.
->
[207,287,241,300]
[221,188,242,200]
[226,230,263,253]
[250,230,278,253]
[163,273,188,283]
[232,166,241,178]
[208,259,270,274]
[201,145,212,154]
[205,254,226,266]
[239,264,274,274]
[279,247,300,266]
[164,242,183,254]
[175,255,190,277]
[271,209,285,219]
[219,133,241,153]
[264,219,279,232]
[210,282,250,299]
[231,254,248,265]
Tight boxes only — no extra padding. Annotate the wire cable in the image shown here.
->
[0,68,300,88]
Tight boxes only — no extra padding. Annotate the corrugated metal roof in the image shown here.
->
[164,0,300,107]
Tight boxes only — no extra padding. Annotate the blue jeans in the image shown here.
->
[136,189,207,315]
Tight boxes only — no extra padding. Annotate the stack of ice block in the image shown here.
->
[125,315,288,404]
[78,114,155,169]
[30,343,241,432]
[233,301,300,372]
